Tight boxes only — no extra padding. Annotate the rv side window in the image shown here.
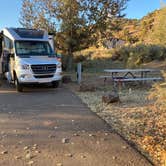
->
[0,34,2,56]
[4,36,13,51]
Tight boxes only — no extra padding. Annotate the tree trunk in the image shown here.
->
[67,48,73,71]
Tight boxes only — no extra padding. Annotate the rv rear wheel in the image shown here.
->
[14,75,23,92]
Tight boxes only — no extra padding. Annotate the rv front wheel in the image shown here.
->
[14,75,23,92]
[52,81,59,88]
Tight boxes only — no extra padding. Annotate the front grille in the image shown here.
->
[31,64,57,74]
[34,74,54,79]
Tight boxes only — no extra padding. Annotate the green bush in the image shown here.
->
[113,44,166,68]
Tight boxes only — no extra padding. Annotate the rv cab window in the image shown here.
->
[15,41,54,57]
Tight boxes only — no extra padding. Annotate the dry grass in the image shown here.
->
[76,86,166,166]
[74,47,113,60]
[141,60,166,70]
[67,61,166,165]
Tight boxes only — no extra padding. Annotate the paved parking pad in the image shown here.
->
[0,83,152,166]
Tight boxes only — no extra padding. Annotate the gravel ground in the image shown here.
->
[75,87,166,166]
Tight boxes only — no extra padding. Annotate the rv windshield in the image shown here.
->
[15,41,54,57]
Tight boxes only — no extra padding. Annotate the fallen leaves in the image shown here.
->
[77,88,166,166]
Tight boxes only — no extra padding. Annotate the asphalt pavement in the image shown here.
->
[0,82,152,166]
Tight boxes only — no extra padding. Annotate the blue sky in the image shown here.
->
[0,0,161,30]
[125,0,160,19]
[0,0,22,30]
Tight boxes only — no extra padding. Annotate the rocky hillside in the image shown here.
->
[111,9,160,44]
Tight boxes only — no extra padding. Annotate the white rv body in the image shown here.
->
[0,28,62,92]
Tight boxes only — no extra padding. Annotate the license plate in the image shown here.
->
[38,79,51,83]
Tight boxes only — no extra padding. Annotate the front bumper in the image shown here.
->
[17,71,62,84]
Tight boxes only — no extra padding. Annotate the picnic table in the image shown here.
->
[100,68,162,86]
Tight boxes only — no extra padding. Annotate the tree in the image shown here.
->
[20,0,129,43]
[20,0,57,33]
[20,0,36,28]
[20,0,129,70]
[55,0,89,69]
[80,0,129,39]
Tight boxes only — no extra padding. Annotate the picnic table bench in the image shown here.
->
[100,69,163,86]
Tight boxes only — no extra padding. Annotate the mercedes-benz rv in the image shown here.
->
[0,28,62,92]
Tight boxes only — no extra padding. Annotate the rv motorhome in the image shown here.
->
[0,28,62,92]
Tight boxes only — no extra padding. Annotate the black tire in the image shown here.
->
[14,75,23,92]
[52,81,59,88]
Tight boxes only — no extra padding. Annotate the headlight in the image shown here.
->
[57,63,61,69]
[20,74,31,79]
[21,64,30,70]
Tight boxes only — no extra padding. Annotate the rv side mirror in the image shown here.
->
[56,53,62,58]
[9,53,14,58]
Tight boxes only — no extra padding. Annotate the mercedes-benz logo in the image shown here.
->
[43,66,47,70]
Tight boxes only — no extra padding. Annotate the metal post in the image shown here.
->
[77,63,82,84]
